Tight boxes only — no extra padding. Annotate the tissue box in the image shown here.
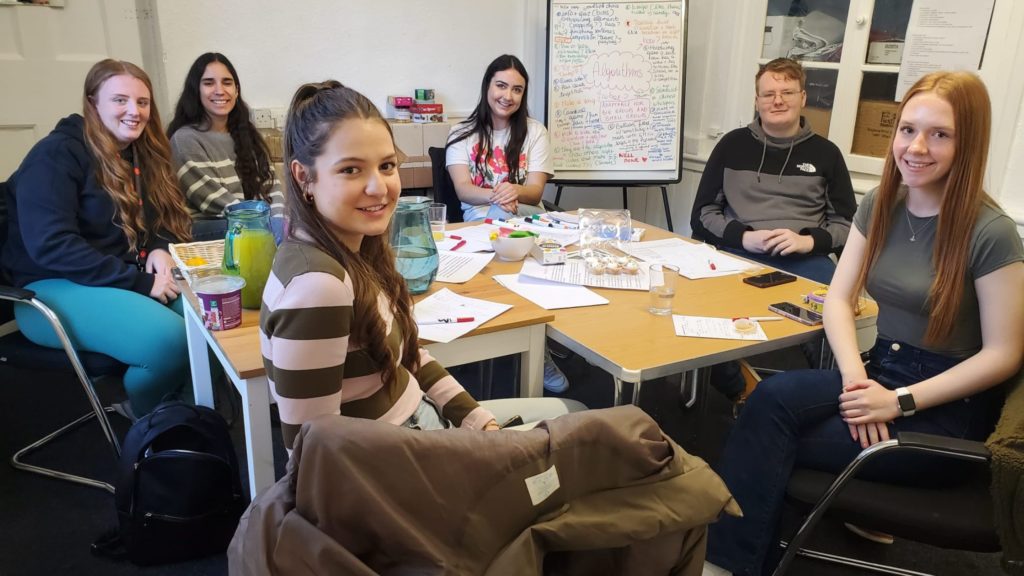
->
[530,241,567,265]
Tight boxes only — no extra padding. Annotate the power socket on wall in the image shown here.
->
[252,108,274,129]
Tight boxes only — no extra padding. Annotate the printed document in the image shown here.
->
[672,315,768,341]
[414,288,512,343]
[517,258,649,291]
[436,251,493,283]
[621,239,758,279]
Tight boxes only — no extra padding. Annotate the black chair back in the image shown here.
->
[428,146,463,224]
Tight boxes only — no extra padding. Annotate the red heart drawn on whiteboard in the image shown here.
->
[642,157,648,162]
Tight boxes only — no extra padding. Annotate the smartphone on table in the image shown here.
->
[768,302,823,326]
[742,271,797,288]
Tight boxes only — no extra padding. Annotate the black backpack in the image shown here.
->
[93,400,249,565]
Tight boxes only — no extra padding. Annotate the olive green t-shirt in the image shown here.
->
[854,188,1023,357]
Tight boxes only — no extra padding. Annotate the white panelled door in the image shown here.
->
[0,0,143,179]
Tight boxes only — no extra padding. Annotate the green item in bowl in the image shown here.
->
[509,231,536,238]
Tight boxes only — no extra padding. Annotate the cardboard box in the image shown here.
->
[802,106,832,140]
[852,100,899,158]
[410,103,443,114]
[412,112,447,124]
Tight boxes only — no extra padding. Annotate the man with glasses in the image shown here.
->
[690,57,856,401]
[690,57,855,285]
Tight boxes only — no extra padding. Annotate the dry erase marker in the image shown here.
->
[450,239,467,251]
[484,217,509,225]
[448,234,463,240]
[708,260,717,271]
[418,317,475,325]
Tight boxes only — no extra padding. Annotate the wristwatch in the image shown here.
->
[895,387,917,417]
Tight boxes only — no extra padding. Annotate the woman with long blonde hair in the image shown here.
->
[705,71,1024,575]
[2,59,193,418]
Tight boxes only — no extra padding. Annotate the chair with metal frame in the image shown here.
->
[0,180,124,493]
[771,376,1021,576]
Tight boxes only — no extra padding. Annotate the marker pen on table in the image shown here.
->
[417,317,475,325]
[450,239,467,251]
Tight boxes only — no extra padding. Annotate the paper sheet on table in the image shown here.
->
[414,288,512,343]
[517,258,649,291]
[621,239,759,279]
[436,232,491,253]
[672,315,768,341]
[435,250,494,283]
[492,274,608,310]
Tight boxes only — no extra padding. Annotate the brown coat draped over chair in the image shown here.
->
[229,405,739,576]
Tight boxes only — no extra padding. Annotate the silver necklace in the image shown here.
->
[905,204,937,242]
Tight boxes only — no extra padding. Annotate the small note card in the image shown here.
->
[672,315,768,341]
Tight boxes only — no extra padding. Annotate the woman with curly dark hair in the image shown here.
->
[168,52,284,240]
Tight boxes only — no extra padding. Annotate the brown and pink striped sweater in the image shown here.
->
[260,240,495,450]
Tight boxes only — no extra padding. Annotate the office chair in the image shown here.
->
[0,181,123,493]
[428,146,464,224]
[771,378,1022,575]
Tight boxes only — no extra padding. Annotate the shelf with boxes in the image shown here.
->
[258,114,459,194]
[389,118,460,191]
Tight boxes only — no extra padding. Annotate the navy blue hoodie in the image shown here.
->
[2,114,169,294]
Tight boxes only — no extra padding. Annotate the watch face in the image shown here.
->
[898,391,916,412]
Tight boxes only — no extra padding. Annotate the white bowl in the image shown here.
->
[491,235,535,261]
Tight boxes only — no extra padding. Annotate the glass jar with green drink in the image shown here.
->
[222,200,277,309]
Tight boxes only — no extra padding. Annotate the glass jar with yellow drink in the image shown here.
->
[221,200,277,309]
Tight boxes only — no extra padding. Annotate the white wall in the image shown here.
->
[148,0,545,123]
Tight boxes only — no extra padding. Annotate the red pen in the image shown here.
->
[451,239,467,251]
[448,234,463,240]
[708,260,717,271]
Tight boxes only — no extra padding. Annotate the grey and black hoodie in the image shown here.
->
[689,116,856,256]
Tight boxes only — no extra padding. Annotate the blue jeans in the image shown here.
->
[15,279,190,416]
[707,338,1005,575]
[722,247,836,285]
[462,202,545,222]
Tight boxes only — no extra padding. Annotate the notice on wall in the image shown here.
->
[895,0,995,100]
[548,1,683,171]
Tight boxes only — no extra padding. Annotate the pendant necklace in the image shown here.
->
[904,204,937,242]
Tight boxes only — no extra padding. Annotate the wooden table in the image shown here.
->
[181,255,554,497]
[543,222,878,405]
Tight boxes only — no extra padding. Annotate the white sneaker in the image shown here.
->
[543,355,569,394]
[112,400,138,423]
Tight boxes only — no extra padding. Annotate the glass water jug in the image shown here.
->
[390,196,438,294]
[222,200,277,309]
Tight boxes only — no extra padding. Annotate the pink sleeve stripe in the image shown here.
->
[418,347,440,368]
[377,380,423,426]
[338,372,385,402]
[275,271,354,310]
[423,374,466,408]
[460,406,497,430]
[265,335,349,371]
[269,378,341,425]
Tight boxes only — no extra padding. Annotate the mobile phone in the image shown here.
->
[768,302,823,326]
[171,267,185,281]
[499,415,524,429]
[743,271,797,288]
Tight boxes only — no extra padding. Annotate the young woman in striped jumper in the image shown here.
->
[261,81,583,452]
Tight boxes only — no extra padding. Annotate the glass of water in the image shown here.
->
[648,263,679,315]
[428,202,447,240]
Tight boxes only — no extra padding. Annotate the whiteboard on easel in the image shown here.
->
[545,0,687,184]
